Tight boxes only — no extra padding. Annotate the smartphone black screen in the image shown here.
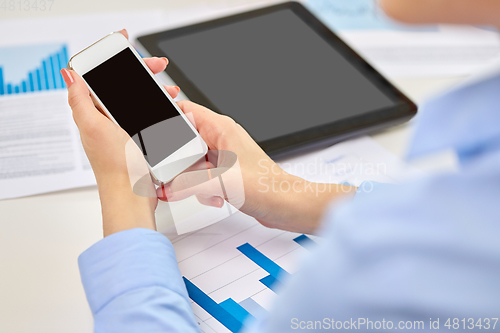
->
[83,47,196,167]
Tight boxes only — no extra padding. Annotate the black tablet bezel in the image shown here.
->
[138,2,417,157]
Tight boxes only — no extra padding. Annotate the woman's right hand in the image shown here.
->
[157,101,357,234]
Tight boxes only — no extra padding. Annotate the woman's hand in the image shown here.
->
[61,29,181,237]
[158,102,357,234]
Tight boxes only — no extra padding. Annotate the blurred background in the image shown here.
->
[0,0,270,19]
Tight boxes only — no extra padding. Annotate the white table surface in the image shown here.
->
[0,1,466,332]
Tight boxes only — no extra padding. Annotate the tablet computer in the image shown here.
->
[137,2,417,158]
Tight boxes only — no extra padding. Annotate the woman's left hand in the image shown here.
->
[61,29,180,237]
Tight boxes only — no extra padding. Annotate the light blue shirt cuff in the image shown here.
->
[78,228,188,315]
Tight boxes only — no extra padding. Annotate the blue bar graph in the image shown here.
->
[184,240,305,331]
[239,297,267,320]
[57,51,65,87]
[237,243,290,282]
[293,234,317,249]
[28,72,34,92]
[220,298,254,324]
[36,69,42,91]
[259,274,282,292]
[183,277,245,332]
[42,60,49,90]
[0,43,68,96]
[50,56,57,89]
[0,68,4,95]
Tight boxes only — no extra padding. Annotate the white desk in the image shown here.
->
[0,2,466,331]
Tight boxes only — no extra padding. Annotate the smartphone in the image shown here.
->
[68,32,207,184]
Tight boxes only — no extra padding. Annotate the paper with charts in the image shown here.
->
[0,12,168,200]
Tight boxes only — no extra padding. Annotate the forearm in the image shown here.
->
[96,174,156,237]
[262,174,357,234]
[290,178,357,234]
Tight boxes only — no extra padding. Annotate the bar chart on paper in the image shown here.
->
[0,43,68,96]
[0,41,96,198]
[165,211,318,333]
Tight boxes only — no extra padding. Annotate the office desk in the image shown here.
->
[0,2,466,331]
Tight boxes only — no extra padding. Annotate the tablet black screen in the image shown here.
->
[157,8,396,143]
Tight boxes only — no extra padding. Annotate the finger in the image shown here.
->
[157,171,225,202]
[117,29,168,74]
[176,101,236,148]
[164,85,180,99]
[144,57,168,74]
[62,69,107,131]
[118,29,129,39]
[181,158,216,173]
[176,100,219,127]
[116,30,167,75]
[116,29,168,74]
[156,158,216,197]
[156,158,215,200]
[196,195,225,208]
[157,184,172,200]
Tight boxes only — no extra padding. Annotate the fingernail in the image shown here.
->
[60,69,74,88]
[162,57,169,66]
[211,197,224,208]
[175,86,180,93]
[159,185,172,199]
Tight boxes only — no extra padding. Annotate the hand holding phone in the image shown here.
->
[60,30,194,236]
[68,31,207,185]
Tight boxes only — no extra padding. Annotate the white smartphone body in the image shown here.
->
[68,32,208,185]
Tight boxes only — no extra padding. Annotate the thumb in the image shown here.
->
[196,195,225,208]
[61,68,106,132]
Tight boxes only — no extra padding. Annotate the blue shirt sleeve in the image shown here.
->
[78,228,200,333]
